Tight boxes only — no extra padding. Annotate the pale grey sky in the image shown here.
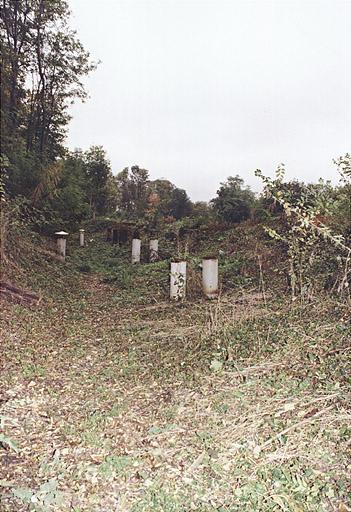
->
[67,0,351,201]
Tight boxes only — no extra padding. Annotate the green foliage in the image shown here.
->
[332,154,351,241]
[71,234,129,275]
[99,455,133,476]
[129,165,151,216]
[22,364,47,379]
[255,163,351,300]
[1,0,96,200]
[114,165,150,217]
[103,266,134,289]
[334,152,351,180]
[150,179,176,215]
[168,188,192,220]
[12,479,65,512]
[1,194,41,261]
[1,216,350,511]
[41,150,90,231]
[211,175,255,223]
[6,147,115,234]
[219,254,251,288]
[3,143,41,198]
[85,146,112,218]
[191,201,214,224]
[112,168,193,226]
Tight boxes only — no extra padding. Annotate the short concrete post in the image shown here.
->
[170,260,187,300]
[202,257,219,299]
[132,238,141,264]
[79,229,85,247]
[149,239,159,262]
[55,231,69,262]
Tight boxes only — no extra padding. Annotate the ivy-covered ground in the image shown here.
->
[1,234,350,511]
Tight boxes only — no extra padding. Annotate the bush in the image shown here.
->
[255,165,351,300]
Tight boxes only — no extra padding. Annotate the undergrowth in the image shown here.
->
[1,224,350,511]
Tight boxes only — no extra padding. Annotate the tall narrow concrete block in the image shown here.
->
[55,231,69,262]
[79,229,85,247]
[132,238,141,264]
[202,257,219,299]
[170,260,187,300]
[149,239,159,262]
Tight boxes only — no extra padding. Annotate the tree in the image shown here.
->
[114,166,150,217]
[192,201,214,222]
[332,154,351,242]
[113,168,193,222]
[115,168,132,214]
[84,146,111,219]
[1,0,95,199]
[1,0,33,144]
[169,188,192,219]
[150,179,175,215]
[211,175,255,223]
[129,165,150,216]
[44,150,89,230]
[105,173,120,214]
[27,17,95,160]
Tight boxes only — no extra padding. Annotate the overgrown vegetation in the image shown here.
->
[1,232,350,511]
[2,0,348,241]
[1,2,350,511]
[255,160,351,301]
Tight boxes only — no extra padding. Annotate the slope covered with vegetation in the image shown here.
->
[1,1,350,511]
[1,216,350,511]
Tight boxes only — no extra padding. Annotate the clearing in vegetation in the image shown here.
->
[2,1,350,508]
[0,232,350,512]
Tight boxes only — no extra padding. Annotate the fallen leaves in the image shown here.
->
[1,261,350,511]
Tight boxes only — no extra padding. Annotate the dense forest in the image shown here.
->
[1,1,350,511]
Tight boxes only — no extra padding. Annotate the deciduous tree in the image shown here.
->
[211,175,255,223]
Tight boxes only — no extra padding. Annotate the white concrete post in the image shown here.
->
[149,239,159,262]
[170,261,187,300]
[79,229,85,247]
[132,238,141,264]
[55,231,69,262]
[202,257,219,299]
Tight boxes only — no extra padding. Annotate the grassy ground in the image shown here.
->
[1,233,350,511]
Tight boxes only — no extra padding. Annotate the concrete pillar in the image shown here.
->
[170,260,187,300]
[202,257,219,299]
[55,231,69,262]
[149,239,159,262]
[132,238,141,264]
[79,229,85,247]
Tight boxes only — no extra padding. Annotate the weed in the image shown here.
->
[99,455,133,477]
[22,363,47,378]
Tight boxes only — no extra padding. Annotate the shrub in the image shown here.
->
[255,164,351,301]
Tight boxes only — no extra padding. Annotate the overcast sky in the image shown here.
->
[67,0,351,201]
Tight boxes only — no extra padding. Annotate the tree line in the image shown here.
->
[0,0,254,231]
[1,0,95,198]
[0,0,200,231]
[1,0,349,243]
